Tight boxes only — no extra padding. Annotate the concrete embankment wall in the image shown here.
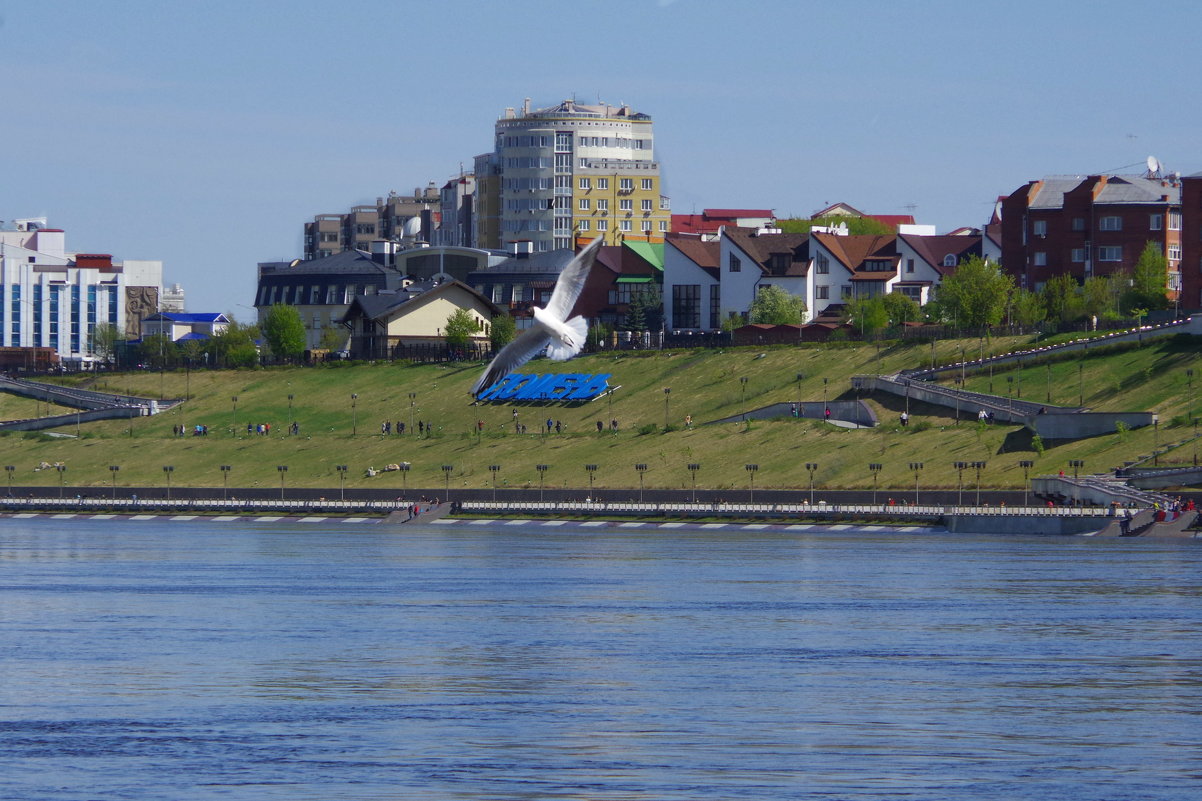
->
[1027,411,1156,440]
[0,406,142,432]
[944,513,1112,535]
[709,400,876,428]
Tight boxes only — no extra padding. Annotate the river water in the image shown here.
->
[0,518,1199,800]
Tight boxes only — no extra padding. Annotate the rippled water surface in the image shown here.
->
[1,519,1200,800]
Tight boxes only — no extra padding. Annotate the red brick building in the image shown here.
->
[1000,174,1182,302]
[1180,173,1202,311]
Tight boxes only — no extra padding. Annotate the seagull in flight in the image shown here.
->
[472,237,603,398]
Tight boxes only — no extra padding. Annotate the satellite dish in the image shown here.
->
[1146,155,1161,175]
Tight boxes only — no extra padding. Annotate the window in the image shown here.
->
[1033,252,1047,267]
[579,220,590,232]
[619,199,633,211]
[672,284,701,328]
[729,254,741,272]
[597,178,609,190]
[1033,220,1047,236]
[641,199,652,212]
[1071,248,1086,262]
[597,199,609,211]
[620,178,633,191]
[815,286,829,300]
[1150,213,1163,231]
[817,254,829,274]
[1071,217,1085,231]
[943,254,958,268]
[597,220,608,231]
[906,258,915,273]
[620,220,632,232]
[659,220,669,232]
[1099,216,1122,231]
[579,198,590,210]
[641,179,653,190]
[1098,245,1122,261]
[709,284,721,329]
[1168,244,1181,261]
[1169,210,1182,230]
[579,178,591,190]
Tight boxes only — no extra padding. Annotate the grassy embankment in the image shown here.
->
[3,333,1198,494]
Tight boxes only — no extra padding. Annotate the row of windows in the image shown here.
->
[260,283,378,306]
[578,177,654,191]
[1037,211,1182,235]
[577,198,656,212]
[579,219,667,233]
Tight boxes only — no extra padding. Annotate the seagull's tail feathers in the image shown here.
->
[546,316,588,361]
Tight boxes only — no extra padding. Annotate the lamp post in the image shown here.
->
[408,392,416,434]
[1016,357,1022,399]
[687,463,701,503]
[277,465,288,500]
[1007,376,1014,413]
[868,463,882,505]
[1153,415,1160,465]
[536,464,548,501]
[441,464,453,502]
[1078,360,1084,407]
[954,377,962,424]
[1188,368,1195,422]
[489,464,501,502]
[287,393,294,432]
[805,462,818,504]
[585,464,597,498]
[162,465,173,501]
[1194,417,1199,467]
[954,461,968,506]
[56,464,67,499]
[108,465,119,500]
[746,463,759,504]
[1068,459,1084,481]
[1046,363,1053,404]
[663,387,671,430]
[351,393,359,437]
[823,377,829,416]
[231,395,238,437]
[1018,460,1034,506]
[972,461,986,505]
[336,465,348,501]
[909,461,923,505]
[796,373,804,402]
[220,465,231,500]
[5,465,14,497]
[635,463,648,502]
[739,377,748,421]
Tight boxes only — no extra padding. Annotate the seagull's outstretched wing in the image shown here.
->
[471,326,551,397]
[544,237,603,321]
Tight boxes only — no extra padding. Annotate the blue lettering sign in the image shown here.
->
[477,373,611,402]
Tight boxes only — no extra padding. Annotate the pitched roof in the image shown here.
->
[340,279,500,323]
[665,233,721,279]
[898,234,982,275]
[144,312,229,324]
[811,233,897,275]
[261,249,391,276]
[724,227,810,276]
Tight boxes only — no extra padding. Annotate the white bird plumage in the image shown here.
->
[472,237,603,397]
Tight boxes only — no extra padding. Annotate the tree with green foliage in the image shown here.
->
[444,308,481,351]
[1081,275,1118,320]
[749,284,805,325]
[1008,288,1046,327]
[776,215,893,236]
[261,303,307,362]
[207,319,260,368]
[881,292,921,327]
[1040,274,1081,322]
[623,285,663,332]
[843,295,889,338]
[1124,241,1169,311]
[319,324,346,353]
[138,333,177,369]
[89,323,124,366]
[489,311,516,351]
[932,255,1014,330]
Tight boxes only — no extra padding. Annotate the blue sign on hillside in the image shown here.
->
[477,373,611,402]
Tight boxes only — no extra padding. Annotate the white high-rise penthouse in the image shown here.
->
[480,97,671,252]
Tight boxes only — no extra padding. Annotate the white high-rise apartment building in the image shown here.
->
[482,98,670,252]
[0,218,164,363]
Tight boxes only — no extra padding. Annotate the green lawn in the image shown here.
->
[7,334,1199,494]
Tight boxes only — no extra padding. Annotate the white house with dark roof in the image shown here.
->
[141,312,230,343]
[339,278,500,359]
[894,234,983,305]
[663,233,721,331]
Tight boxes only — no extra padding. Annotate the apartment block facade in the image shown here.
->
[476,98,671,252]
[303,186,441,261]
[1180,173,1202,311]
[1000,174,1182,299]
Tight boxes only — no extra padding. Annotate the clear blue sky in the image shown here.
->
[5,0,1200,314]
